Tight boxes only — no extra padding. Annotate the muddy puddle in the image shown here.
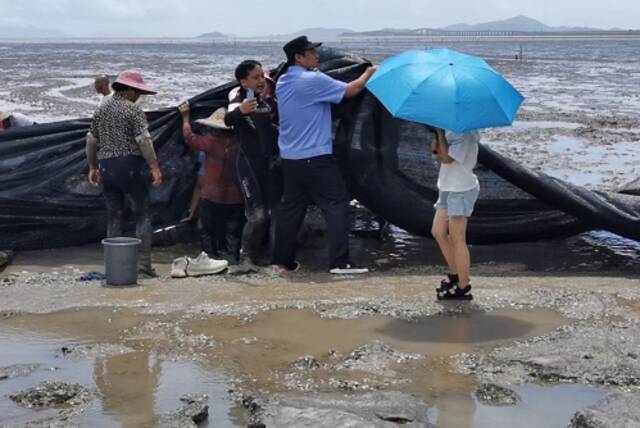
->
[426,383,606,428]
[0,306,608,427]
[0,315,240,427]
[185,307,566,359]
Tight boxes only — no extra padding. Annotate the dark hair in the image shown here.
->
[112,82,142,94]
[234,60,262,81]
[112,82,130,92]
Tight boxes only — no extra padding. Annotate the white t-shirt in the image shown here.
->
[437,130,480,192]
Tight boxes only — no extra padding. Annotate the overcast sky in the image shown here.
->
[0,0,638,37]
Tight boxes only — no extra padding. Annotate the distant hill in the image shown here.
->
[442,15,609,32]
[341,15,617,38]
[0,25,68,39]
[197,31,227,40]
[443,15,552,32]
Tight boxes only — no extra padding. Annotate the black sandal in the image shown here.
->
[437,284,473,301]
[436,273,459,293]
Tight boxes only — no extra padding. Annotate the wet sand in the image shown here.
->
[1,237,639,427]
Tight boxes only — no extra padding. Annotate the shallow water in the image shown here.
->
[0,309,603,427]
[512,120,582,130]
[427,383,606,428]
[185,307,567,359]
[0,318,239,427]
[483,135,640,189]
[366,225,640,273]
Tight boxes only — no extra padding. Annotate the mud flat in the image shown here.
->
[2,39,640,427]
[1,236,639,427]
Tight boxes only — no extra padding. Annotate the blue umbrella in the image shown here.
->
[366,48,524,132]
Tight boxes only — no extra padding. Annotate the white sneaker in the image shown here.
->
[329,264,369,275]
[170,256,189,278]
[186,252,229,277]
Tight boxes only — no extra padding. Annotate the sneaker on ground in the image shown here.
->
[170,256,189,278]
[186,252,229,277]
[329,264,369,275]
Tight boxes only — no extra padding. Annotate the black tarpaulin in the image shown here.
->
[1,49,639,250]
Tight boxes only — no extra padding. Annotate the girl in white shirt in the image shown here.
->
[431,129,480,301]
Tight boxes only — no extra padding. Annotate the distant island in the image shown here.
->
[197,27,353,41]
[340,15,636,38]
[4,15,636,41]
[441,15,591,32]
[197,31,228,40]
[195,16,637,42]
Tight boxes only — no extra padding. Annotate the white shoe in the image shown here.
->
[329,264,369,275]
[170,256,189,278]
[186,252,228,277]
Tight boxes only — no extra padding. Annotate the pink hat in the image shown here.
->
[113,69,157,95]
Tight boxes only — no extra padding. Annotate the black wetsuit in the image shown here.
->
[224,88,280,262]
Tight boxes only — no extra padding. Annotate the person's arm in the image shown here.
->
[224,91,257,127]
[131,108,162,187]
[344,66,378,99]
[179,102,219,153]
[85,132,100,185]
[435,129,455,164]
[136,130,162,186]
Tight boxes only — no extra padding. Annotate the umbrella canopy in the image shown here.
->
[366,48,524,132]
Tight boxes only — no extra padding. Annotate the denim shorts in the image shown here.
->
[434,186,480,217]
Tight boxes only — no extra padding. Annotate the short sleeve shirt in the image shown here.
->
[89,91,149,161]
[437,131,480,192]
[276,66,348,160]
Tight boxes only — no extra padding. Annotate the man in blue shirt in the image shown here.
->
[273,36,376,274]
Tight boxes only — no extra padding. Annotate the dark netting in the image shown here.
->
[1,48,639,250]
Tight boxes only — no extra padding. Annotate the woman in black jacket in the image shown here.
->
[225,60,280,272]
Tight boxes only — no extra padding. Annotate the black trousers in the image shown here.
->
[236,151,270,261]
[99,155,153,270]
[199,199,245,261]
[273,155,350,269]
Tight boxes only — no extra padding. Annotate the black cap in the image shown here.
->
[283,36,322,64]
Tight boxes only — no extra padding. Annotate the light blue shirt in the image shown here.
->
[276,66,348,160]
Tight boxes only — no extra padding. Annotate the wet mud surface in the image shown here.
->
[1,236,639,427]
[3,39,640,194]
